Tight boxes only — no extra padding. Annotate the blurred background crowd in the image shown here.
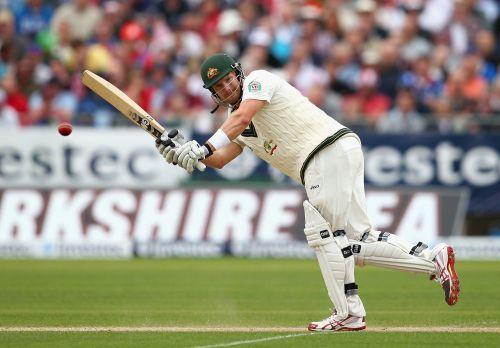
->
[0,0,498,133]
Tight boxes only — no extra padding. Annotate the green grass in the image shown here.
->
[0,259,499,347]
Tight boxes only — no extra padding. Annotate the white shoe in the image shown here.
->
[433,245,460,306]
[308,312,366,332]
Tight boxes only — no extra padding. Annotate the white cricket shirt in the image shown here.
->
[231,70,353,184]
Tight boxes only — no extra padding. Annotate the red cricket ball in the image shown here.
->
[58,122,72,136]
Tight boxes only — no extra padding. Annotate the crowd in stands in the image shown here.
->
[0,0,498,133]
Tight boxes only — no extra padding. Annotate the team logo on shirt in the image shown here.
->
[248,81,261,92]
[263,139,277,155]
[207,68,219,79]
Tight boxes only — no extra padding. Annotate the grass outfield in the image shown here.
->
[0,259,499,347]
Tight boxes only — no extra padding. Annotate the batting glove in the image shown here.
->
[155,135,176,164]
[174,140,209,174]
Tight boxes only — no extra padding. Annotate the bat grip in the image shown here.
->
[196,161,206,172]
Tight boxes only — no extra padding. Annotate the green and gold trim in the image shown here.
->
[241,121,258,138]
[300,127,353,185]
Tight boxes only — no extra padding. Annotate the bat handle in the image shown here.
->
[167,129,179,139]
[196,161,206,172]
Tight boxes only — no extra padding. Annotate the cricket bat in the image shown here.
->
[82,70,205,171]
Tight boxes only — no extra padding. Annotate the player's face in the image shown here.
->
[212,72,241,105]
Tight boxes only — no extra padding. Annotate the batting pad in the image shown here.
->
[303,200,365,319]
[350,230,445,275]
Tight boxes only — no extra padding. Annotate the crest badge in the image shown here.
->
[263,139,278,155]
[248,81,262,92]
[207,67,219,79]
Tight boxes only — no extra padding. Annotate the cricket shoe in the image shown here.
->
[308,312,366,332]
[433,245,460,306]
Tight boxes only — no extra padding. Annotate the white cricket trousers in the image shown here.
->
[303,134,368,317]
[304,134,370,241]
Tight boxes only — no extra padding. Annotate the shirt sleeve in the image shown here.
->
[241,70,277,103]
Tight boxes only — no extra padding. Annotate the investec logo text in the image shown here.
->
[0,145,164,184]
[0,128,187,188]
[364,141,499,187]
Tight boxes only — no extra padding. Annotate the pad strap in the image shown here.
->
[410,242,428,256]
[360,230,370,242]
[341,246,353,258]
[377,232,390,242]
[332,230,346,237]
[344,283,359,297]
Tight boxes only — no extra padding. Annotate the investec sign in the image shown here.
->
[0,128,188,188]
[362,134,500,215]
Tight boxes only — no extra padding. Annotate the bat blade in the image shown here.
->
[81,70,205,172]
[82,70,164,139]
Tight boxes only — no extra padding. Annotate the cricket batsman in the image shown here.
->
[155,53,460,332]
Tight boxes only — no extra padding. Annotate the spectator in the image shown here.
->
[377,88,426,133]
[353,0,388,43]
[419,0,454,33]
[157,0,190,29]
[240,27,272,73]
[283,39,328,96]
[238,0,264,31]
[0,89,19,128]
[0,9,15,44]
[28,77,77,125]
[321,59,344,116]
[328,41,360,93]
[2,71,30,126]
[16,56,37,96]
[298,2,331,64]
[117,20,154,72]
[270,2,301,66]
[401,54,445,113]
[374,0,406,35]
[490,76,500,115]
[14,0,53,37]
[76,90,116,127]
[124,69,155,114]
[378,41,404,99]
[342,68,391,125]
[459,53,489,107]
[474,29,498,84]
[217,9,246,59]
[0,9,19,79]
[433,97,454,133]
[442,0,482,56]
[197,0,221,40]
[393,11,432,63]
[307,84,327,109]
[50,0,103,42]
[51,19,74,68]
[443,70,471,112]
[433,95,473,133]
[101,0,129,32]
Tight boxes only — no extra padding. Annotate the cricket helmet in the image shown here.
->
[200,53,245,110]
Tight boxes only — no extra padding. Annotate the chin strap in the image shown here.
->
[210,104,219,114]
